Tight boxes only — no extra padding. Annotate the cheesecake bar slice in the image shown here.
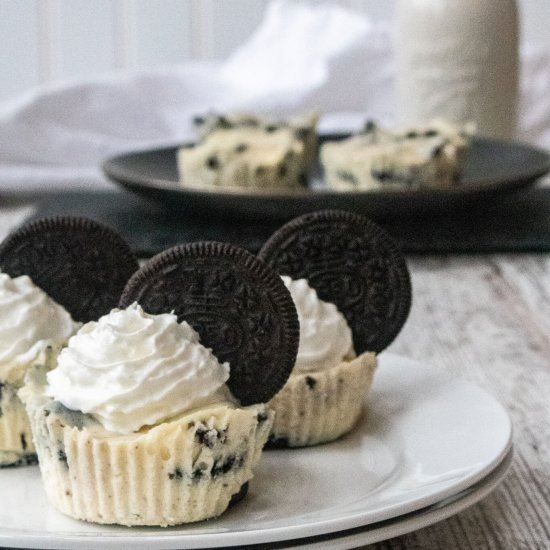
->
[177,113,318,190]
[320,120,470,191]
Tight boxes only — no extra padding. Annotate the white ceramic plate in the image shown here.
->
[273,448,513,549]
[0,354,512,549]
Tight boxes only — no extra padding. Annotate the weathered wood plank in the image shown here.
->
[367,255,550,549]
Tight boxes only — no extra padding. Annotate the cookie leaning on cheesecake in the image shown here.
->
[0,209,410,526]
[259,210,411,447]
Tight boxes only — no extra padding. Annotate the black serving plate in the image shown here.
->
[102,135,550,221]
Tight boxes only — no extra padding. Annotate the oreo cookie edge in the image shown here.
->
[258,210,412,354]
[119,241,299,405]
[0,216,139,323]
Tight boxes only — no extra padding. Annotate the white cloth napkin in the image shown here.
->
[0,0,548,192]
[220,0,391,115]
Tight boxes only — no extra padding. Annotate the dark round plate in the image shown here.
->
[102,135,550,221]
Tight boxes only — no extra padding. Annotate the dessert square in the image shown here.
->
[320,120,470,190]
[177,113,318,190]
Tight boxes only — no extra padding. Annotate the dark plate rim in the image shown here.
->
[102,135,550,200]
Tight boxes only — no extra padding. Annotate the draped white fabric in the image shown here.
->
[0,0,548,192]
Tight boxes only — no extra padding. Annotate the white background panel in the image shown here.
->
[0,0,548,102]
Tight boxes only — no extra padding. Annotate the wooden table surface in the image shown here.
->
[375,254,550,550]
[0,206,549,549]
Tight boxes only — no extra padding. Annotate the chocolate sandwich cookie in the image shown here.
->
[119,242,299,405]
[258,210,411,354]
[0,216,139,323]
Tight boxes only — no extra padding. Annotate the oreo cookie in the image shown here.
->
[119,242,299,405]
[0,216,139,323]
[258,210,411,354]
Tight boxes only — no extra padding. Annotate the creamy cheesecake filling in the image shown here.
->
[47,303,233,434]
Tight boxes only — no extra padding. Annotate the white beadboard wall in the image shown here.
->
[0,0,549,103]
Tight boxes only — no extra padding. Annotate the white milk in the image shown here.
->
[394,0,519,139]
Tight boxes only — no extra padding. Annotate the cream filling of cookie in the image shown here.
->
[46,303,233,434]
[281,276,354,374]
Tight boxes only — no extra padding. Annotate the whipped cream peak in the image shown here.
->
[282,276,354,373]
[0,272,79,383]
[47,303,232,434]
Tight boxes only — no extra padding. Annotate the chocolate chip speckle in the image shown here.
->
[431,144,444,158]
[305,376,317,389]
[363,120,377,133]
[256,411,269,424]
[218,116,232,129]
[337,171,358,186]
[168,468,184,480]
[212,455,244,477]
[206,156,220,170]
[195,426,226,448]
[58,447,68,468]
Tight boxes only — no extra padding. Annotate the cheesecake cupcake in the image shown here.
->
[22,242,299,526]
[0,217,138,466]
[0,273,78,466]
[259,210,411,447]
[266,276,377,447]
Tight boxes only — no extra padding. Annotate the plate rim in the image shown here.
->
[102,135,550,200]
[0,353,513,549]
[0,451,514,550]
[279,447,514,550]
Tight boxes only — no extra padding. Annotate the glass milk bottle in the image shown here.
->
[394,0,519,139]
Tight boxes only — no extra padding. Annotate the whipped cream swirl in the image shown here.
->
[47,303,231,434]
[282,276,354,373]
[0,273,78,384]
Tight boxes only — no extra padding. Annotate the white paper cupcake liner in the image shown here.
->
[25,396,272,526]
[267,352,377,447]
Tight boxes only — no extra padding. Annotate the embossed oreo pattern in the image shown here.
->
[119,242,299,405]
[0,217,139,323]
[258,210,411,354]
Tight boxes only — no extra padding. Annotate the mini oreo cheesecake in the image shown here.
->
[258,210,411,447]
[21,242,299,526]
[0,217,138,466]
